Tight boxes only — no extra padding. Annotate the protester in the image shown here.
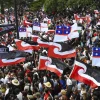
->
[0,3,100,100]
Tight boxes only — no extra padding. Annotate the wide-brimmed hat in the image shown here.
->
[33,92,41,98]
[12,79,20,86]
[60,89,67,95]
[44,82,51,88]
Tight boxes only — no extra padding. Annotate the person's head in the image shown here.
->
[47,96,52,100]
[73,88,78,95]
[70,95,74,100]
[60,89,67,95]
[44,82,52,89]
[81,84,86,89]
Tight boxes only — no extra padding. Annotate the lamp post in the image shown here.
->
[14,0,19,39]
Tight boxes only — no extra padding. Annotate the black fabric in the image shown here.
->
[78,60,100,83]
[0,26,15,36]
[0,50,29,59]
[51,57,70,71]
[0,45,9,53]
[0,24,15,27]
[24,40,38,45]
[56,42,73,52]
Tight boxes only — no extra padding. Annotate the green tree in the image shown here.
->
[67,0,96,12]
[44,0,57,14]
[44,0,98,15]
[57,0,67,13]
[29,0,45,11]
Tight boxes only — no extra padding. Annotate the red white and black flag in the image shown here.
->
[23,40,40,51]
[48,42,76,58]
[37,39,51,48]
[15,39,40,53]
[70,60,100,88]
[0,50,29,59]
[0,57,25,67]
[38,56,70,76]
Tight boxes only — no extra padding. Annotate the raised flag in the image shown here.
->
[68,23,79,40]
[0,25,15,36]
[0,57,25,67]
[70,60,100,88]
[53,25,71,42]
[37,39,51,48]
[0,50,29,59]
[40,23,48,32]
[53,24,79,42]
[19,27,27,37]
[15,39,39,53]
[48,42,76,58]
[19,27,32,38]
[92,47,100,67]
[33,22,41,31]
[24,40,40,50]
[38,56,69,76]
[0,45,9,53]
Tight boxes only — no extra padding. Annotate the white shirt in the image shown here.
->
[17,92,23,100]
[66,78,72,86]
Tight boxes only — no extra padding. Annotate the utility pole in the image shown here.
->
[14,0,19,39]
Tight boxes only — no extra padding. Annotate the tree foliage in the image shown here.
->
[44,0,99,14]
[67,0,96,10]
[57,0,67,12]
[29,0,45,11]
[44,0,57,14]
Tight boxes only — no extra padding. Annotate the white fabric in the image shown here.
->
[77,82,83,90]
[40,23,48,32]
[4,75,9,84]
[23,62,31,70]
[39,83,43,90]
[7,45,15,51]
[33,25,40,31]
[53,34,68,42]
[24,85,29,91]
[17,92,23,100]
[43,76,47,83]
[92,57,100,67]
[5,88,9,96]
[66,78,72,85]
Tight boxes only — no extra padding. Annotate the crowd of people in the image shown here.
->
[0,6,100,100]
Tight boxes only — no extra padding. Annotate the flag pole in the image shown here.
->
[14,0,19,39]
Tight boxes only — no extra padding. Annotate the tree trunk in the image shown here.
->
[1,1,4,14]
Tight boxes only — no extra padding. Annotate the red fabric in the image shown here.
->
[28,77,32,83]
[44,92,51,100]
[25,69,30,75]
[0,28,2,31]
[94,32,98,37]
[8,32,12,34]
